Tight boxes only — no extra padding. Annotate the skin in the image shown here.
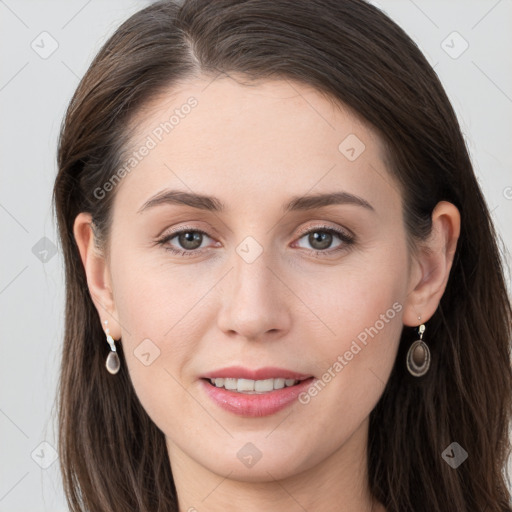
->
[74,75,460,512]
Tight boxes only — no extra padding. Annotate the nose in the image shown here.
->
[216,249,292,342]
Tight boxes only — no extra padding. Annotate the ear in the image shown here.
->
[73,212,122,339]
[402,201,461,327]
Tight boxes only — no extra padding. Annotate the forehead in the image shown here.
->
[113,75,401,217]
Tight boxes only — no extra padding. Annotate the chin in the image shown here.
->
[188,438,317,483]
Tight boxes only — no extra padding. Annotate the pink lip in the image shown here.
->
[201,366,311,381]
[199,367,315,417]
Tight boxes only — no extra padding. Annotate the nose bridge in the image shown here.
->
[233,245,273,301]
[216,237,290,339]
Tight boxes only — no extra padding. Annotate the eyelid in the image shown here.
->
[295,222,354,239]
[157,222,216,239]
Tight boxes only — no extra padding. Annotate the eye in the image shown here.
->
[156,228,215,256]
[293,225,354,255]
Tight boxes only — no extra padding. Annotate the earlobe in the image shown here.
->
[73,212,122,339]
[402,201,461,327]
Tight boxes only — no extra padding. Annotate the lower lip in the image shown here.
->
[200,377,315,417]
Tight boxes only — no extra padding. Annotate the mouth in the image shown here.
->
[199,367,316,417]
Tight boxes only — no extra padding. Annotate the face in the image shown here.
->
[102,75,412,481]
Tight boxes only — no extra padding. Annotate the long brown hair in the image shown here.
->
[53,1,512,510]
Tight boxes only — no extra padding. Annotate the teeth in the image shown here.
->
[274,378,285,389]
[237,379,254,392]
[209,377,300,393]
[224,378,237,390]
[254,379,273,392]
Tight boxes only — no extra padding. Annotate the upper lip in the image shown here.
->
[201,366,312,381]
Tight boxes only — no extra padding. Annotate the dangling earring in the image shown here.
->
[104,320,120,375]
[406,321,430,377]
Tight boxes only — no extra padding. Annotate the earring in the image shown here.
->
[104,320,120,375]
[406,321,430,377]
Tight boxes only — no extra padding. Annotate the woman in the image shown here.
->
[53,0,512,510]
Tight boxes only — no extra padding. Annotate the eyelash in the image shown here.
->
[155,224,355,258]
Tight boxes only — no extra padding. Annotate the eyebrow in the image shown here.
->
[137,189,375,214]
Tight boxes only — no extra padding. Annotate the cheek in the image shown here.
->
[305,245,406,345]
[108,247,237,429]
[110,248,206,337]
[298,245,407,404]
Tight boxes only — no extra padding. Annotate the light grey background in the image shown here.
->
[1,1,511,510]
